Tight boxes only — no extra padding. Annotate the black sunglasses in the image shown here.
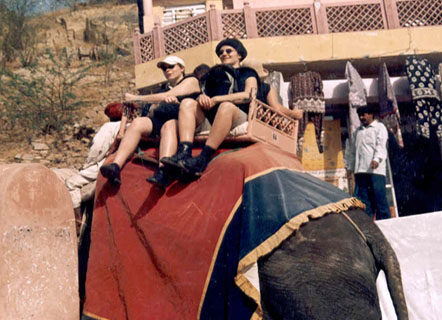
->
[217,48,234,56]
[160,64,176,71]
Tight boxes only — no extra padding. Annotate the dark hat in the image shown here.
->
[356,105,376,115]
[215,38,247,61]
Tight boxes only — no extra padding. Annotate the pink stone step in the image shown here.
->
[0,164,79,319]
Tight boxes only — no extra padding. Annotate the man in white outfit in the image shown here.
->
[346,106,391,220]
[65,120,121,212]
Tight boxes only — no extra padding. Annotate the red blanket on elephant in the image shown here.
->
[82,143,363,320]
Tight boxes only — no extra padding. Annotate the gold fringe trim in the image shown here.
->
[234,197,365,320]
[82,311,111,320]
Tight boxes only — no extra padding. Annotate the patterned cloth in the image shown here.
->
[290,71,325,155]
[290,71,325,113]
[378,63,404,147]
[345,62,367,108]
[345,62,366,137]
[405,57,442,150]
[122,102,145,121]
[439,63,442,101]
[297,112,324,155]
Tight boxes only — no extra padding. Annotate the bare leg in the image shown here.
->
[159,119,178,163]
[206,102,241,150]
[113,117,153,167]
[178,98,206,143]
[179,102,242,176]
[146,120,179,187]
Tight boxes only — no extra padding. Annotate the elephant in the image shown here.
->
[82,144,409,320]
[258,208,409,320]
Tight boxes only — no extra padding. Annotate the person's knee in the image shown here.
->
[160,120,176,136]
[180,98,198,113]
[129,117,153,134]
[216,102,236,117]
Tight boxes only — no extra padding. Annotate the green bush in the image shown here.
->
[0,51,91,143]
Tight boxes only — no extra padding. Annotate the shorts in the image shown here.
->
[204,104,248,130]
[196,118,212,134]
[149,102,180,137]
[231,109,248,130]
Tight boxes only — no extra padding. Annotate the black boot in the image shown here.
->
[100,163,121,185]
[146,166,177,188]
[161,142,193,168]
[179,145,215,177]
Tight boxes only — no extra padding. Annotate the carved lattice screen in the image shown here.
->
[397,0,442,27]
[139,34,154,63]
[326,2,385,33]
[163,16,209,54]
[254,101,296,137]
[221,12,247,39]
[255,7,314,37]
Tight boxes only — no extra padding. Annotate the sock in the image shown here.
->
[180,141,193,154]
[181,141,193,148]
[200,145,216,161]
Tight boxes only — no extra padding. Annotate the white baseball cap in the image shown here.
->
[157,56,185,68]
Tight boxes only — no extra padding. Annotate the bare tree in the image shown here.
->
[0,0,40,64]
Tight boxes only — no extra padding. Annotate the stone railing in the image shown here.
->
[133,0,442,64]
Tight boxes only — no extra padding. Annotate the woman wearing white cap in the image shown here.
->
[100,55,200,187]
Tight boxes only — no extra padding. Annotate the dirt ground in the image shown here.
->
[0,3,139,168]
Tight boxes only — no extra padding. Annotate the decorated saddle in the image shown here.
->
[82,143,363,320]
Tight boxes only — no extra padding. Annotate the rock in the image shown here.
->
[78,47,90,60]
[0,164,79,319]
[40,160,52,166]
[21,154,35,161]
[32,142,49,151]
[46,154,57,161]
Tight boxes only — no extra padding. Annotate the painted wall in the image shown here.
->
[135,26,442,90]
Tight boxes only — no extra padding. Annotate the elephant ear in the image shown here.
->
[346,209,409,320]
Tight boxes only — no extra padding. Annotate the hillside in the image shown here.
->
[0,3,139,169]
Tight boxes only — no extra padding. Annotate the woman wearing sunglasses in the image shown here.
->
[161,38,261,177]
[100,56,201,187]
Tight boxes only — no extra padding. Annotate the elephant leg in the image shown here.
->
[347,209,409,320]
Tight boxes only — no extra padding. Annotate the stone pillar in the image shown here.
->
[0,164,79,320]
[143,0,155,32]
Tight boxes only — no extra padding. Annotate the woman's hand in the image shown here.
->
[125,93,138,102]
[290,109,303,120]
[164,95,179,103]
[197,94,215,110]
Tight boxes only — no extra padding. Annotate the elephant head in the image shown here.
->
[258,208,408,320]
